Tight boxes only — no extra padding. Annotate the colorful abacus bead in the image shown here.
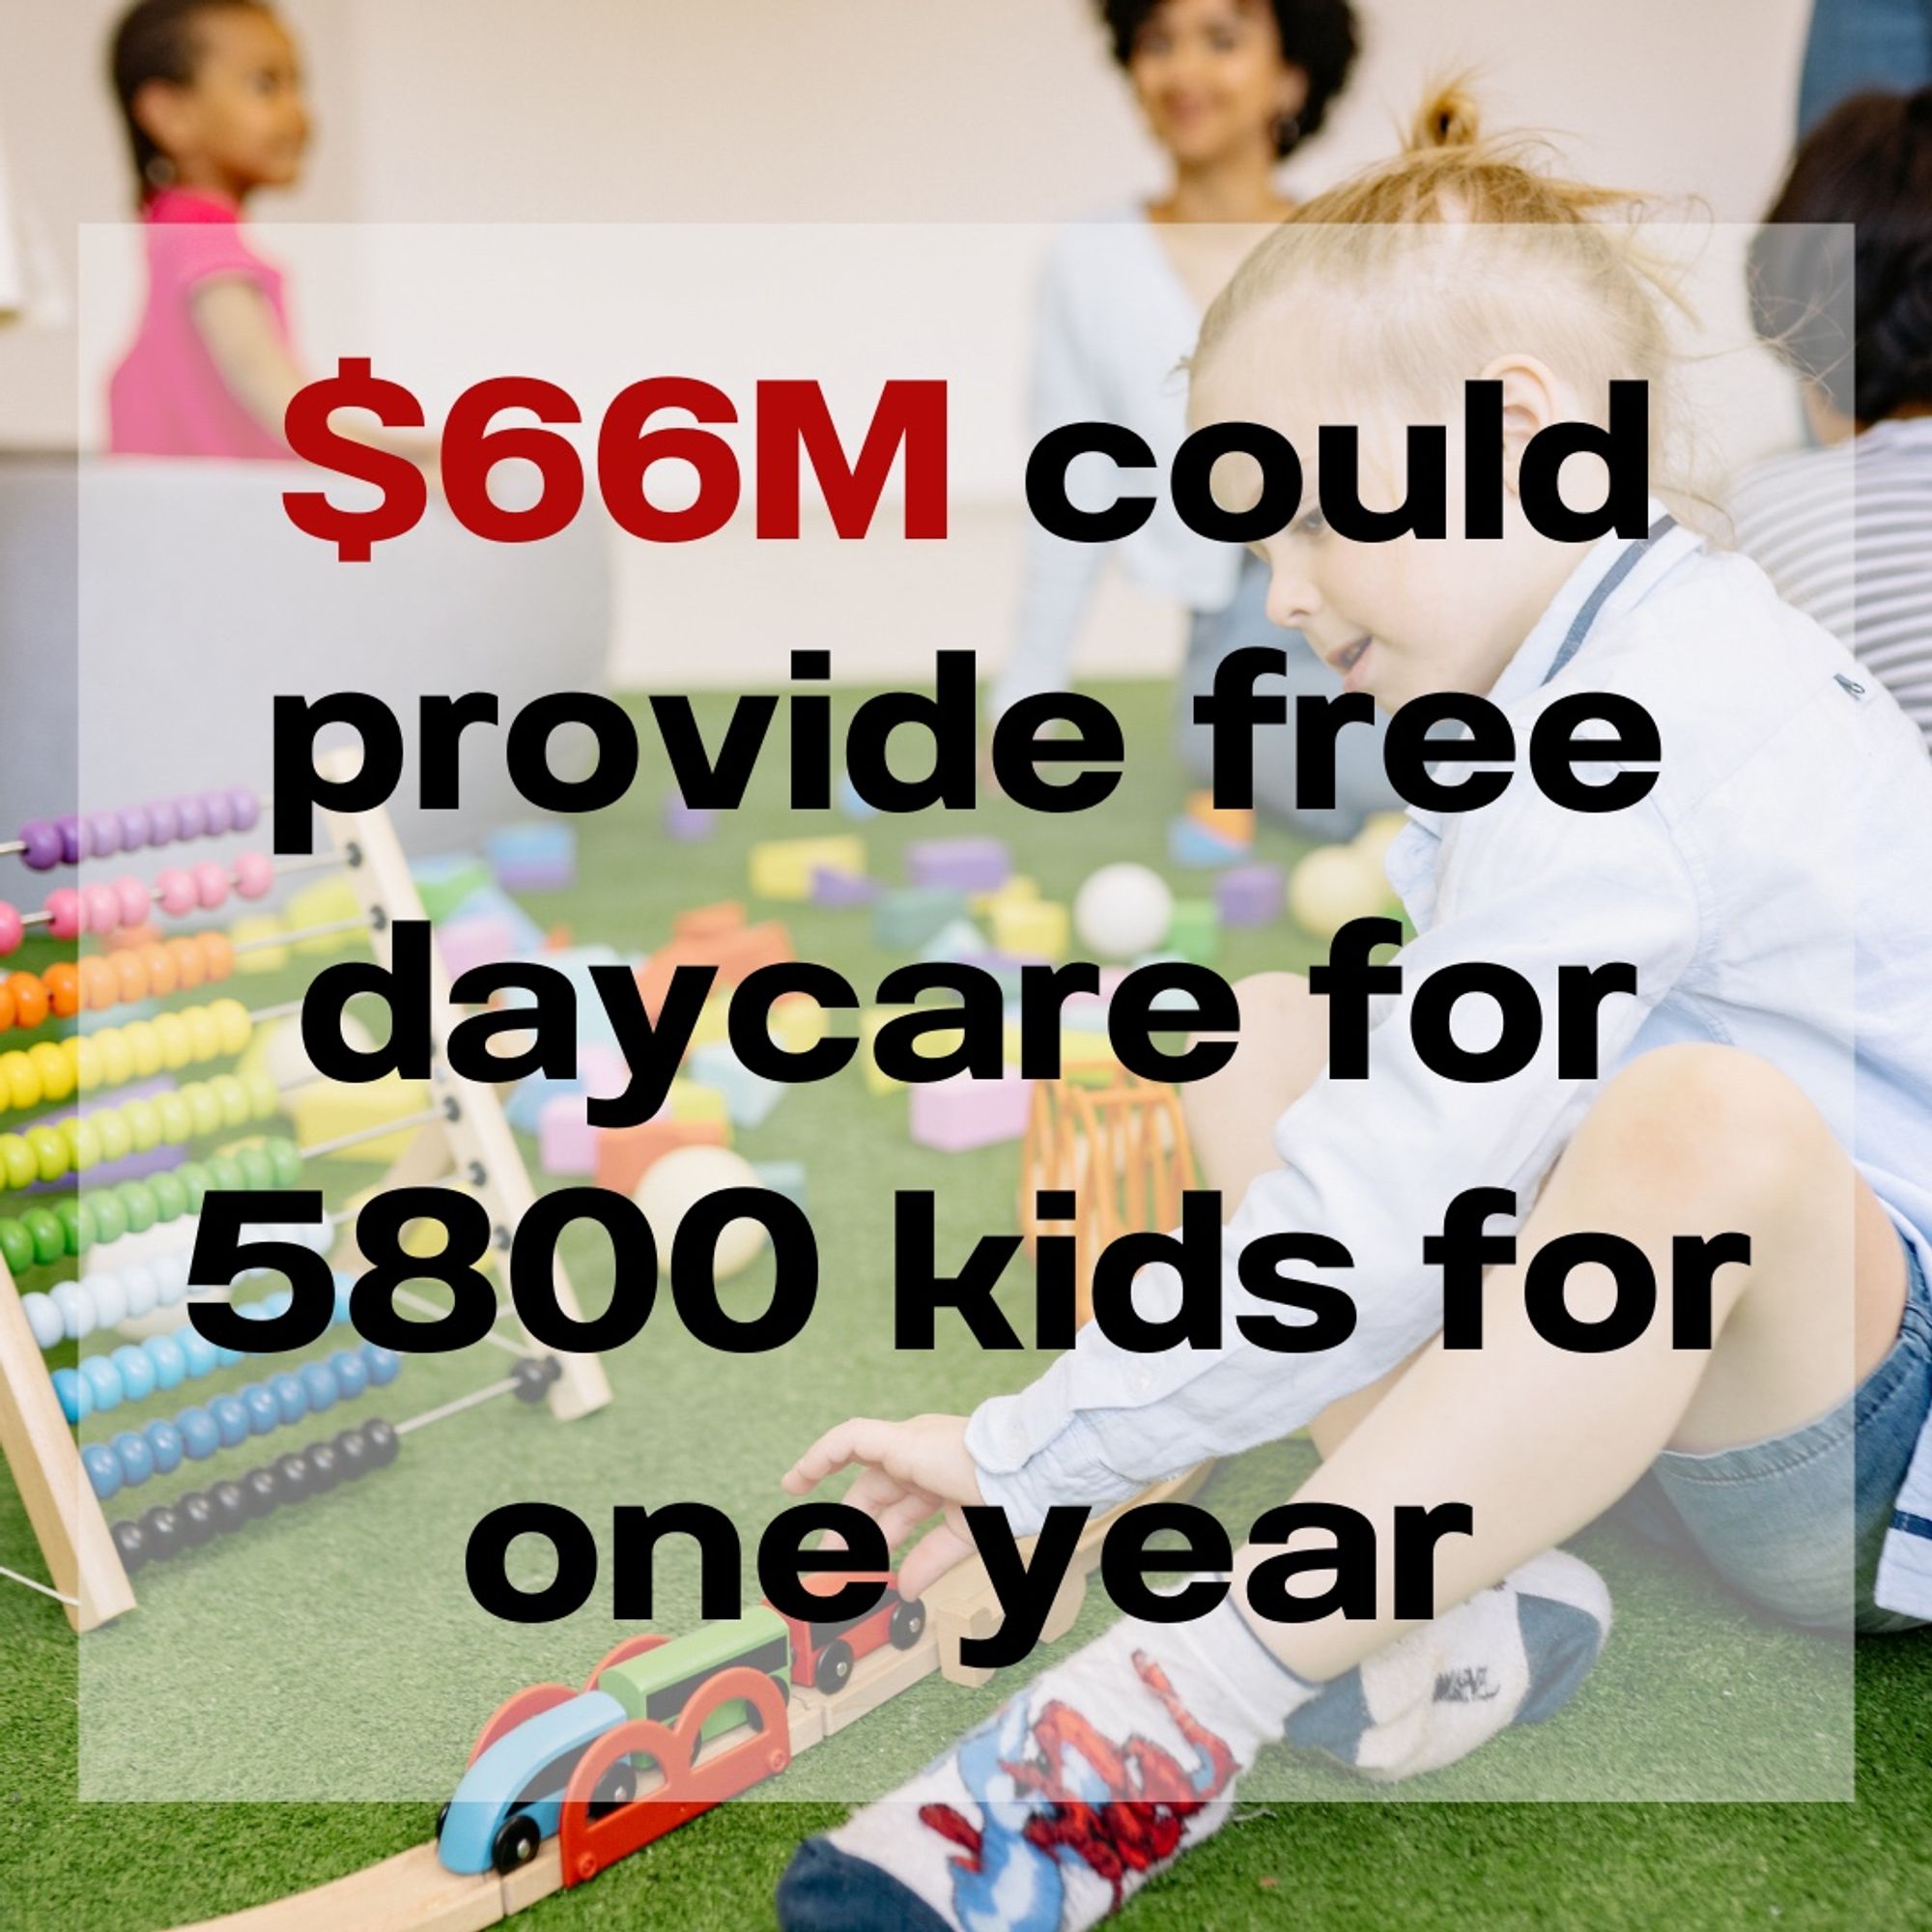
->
[17,821,62,870]
[107,1418,397,1571]
[0,903,22,958]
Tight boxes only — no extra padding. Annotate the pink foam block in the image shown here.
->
[538,1094,598,1175]
[439,913,526,979]
[909,1068,1035,1151]
[905,837,1012,893]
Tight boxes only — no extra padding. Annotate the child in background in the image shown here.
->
[106,0,313,457]
[1733,85,1932,754]
[775,91,1932,1932]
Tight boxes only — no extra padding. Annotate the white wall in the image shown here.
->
[2,0,1817,687]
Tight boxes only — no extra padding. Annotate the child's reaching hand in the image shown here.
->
[782,1412,983,1600]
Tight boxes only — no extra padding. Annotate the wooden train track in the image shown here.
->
[170,1463,1211,1931]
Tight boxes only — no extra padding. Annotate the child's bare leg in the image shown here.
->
[1183,971,1411,1454]
[1236,1042,1911,1683]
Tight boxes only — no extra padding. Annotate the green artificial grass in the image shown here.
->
[2,678,1927,1928]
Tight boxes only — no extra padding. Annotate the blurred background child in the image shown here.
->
[1734,85,1932,753]
[105,0,313,457]
[992,0,1401,837]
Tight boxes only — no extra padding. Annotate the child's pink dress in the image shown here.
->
[107,186,295,458]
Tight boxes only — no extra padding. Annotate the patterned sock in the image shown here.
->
[776,1550,1612,1930]
[776,1596,1311,1932]
[1285,1548,1612,1780]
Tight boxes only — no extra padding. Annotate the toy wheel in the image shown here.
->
[889,1599,926,1649]
[588,1765,636,1820]
[434,1802,450,1840]
[492,1810,542,1876]
[817,1638,855,1692]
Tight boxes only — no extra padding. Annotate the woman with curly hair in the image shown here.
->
[992,0,1400,838]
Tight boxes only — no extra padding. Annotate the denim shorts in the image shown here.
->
[1619,1229,1932,1634]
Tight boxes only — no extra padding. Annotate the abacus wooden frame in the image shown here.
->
[0,770,611,1630]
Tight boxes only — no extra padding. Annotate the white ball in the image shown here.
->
[1289,844,1391,942]
[1072,864,1174,960]
[634,1145,769,1280]
[89,1271,128,1328]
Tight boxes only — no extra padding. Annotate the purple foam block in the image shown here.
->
[1216,862,1285,928]
[905,837,1012,894]
[811,866,883,908]
[664,792,718,842]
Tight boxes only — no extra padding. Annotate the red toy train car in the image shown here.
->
[768,1571,926,1692]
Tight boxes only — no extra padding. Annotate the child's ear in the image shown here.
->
[130,77,196,163]
[1480,355,1565,497]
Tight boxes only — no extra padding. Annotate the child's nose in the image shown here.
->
[1266,566,1320,630]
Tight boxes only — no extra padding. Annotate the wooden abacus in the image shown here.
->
[0,773,611,1632]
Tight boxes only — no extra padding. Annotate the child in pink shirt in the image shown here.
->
[105,0,310,458]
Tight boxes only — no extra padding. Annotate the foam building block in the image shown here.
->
[287,1070,430,1164]
[770,995,826,1055]
[972,873,1037,919]
[635,915,794,1022]
[409,854,493,923]
[487,820,577,892]
[538,1094,597,1175]
[495,944,628,1051]
[917,917,989,964]
[1185,792,1255,847]
[665,1077,729,1129]
[228,912,288,975]
[688,1041,784,1128]
[859,1004,963,1095]
[752,1158,808,1210]
[950,952,1039,996]
[874,886,968,951]
[438,912,529,980]
[674,900,745,941]
[445,880,549,954]
[751,836,867,901]
[1166,898,1220,964]
[990,896,1070,961]
[1217,861,1285,927]
[859,1006,913,1095]
[837,771,881,821]
[1168,815,1248,869]
[284,873,367,955]
[595,1117,728,1195]
[506,1069,581,1135]
[1001,1024,1121,1083]
[665,790,718,841]
[812,866,882,908]
[910,1069,1034,1151]
[906,837,1012,893]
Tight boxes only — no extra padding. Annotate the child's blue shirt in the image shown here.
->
[966,506,1932,1620]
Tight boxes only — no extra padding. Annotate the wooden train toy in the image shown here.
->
[438,1571,929,1884]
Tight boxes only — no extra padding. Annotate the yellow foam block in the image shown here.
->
[286,1072,430,1164]
[341,1179,497,1277]
[990,897,1070,961]
[769,996,827,1055]
[750,836,867,902]
[971,873,1039,918]
[689,992,733,1051]
[286,876,368,955]
[666,1077,731,1131]
[861,1004,977,1095]
[229,913,289,976]
[1001,1025,1122,1083]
